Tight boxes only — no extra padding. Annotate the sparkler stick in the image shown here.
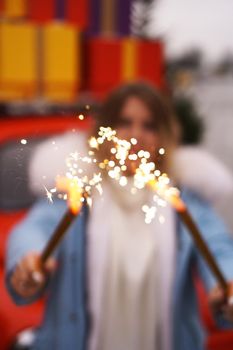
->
[41,209,77,263]
[149,180,228,292]
[176,200,228,292]
[41,178,83,264]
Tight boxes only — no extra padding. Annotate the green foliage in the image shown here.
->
[173,96,204,145]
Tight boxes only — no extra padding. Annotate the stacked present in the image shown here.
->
[0,0,164,102]
[0,22,80,102]
[86,37,164,97]
[0,22,38,100]
[0,0,88,27]
[88,0,132,36]
[42,23,81,102]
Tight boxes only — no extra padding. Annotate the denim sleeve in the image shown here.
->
[5,199,66,305]
[193,199,233,292]
[188,194,233,329]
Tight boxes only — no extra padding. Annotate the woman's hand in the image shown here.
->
[10,252,56,299]
[208,283,233,322]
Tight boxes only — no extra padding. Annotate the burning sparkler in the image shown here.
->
[40,126,228,293]
[147,176,228,292]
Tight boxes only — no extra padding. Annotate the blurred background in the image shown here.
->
[0,0,233,349]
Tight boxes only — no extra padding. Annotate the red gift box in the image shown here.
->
[0,0,4,16]
[86,37,122,94]
[137,40,164,87]
[86,37,164,97]
[66,0,89,29]
[28,0,55,23]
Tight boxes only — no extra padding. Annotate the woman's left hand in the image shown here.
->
[208,282,233,322]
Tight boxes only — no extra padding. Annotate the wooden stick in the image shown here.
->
[41,209,77,264]
[178,207,228,292]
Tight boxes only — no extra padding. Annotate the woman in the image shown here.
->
[6,82,233,350]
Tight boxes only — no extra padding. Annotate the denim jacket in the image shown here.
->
[5,188,233,350]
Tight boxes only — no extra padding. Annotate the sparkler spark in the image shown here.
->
[159,148,165,155]
[40,127,228,293]
[89,137,99,149]
[44,186,53,203]
[42,126,177,224]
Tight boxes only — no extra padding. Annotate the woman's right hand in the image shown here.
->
[10,252,56,298]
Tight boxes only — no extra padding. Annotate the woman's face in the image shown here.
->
[116,96,160,154]
[114,96,161,174]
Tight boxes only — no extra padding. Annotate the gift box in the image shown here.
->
[55,0,65,20]
[0,23,38,101]
[53,0,89,26]
[66,0,89,29]
[86,37,122,93]
[86,37,164,96]
[101,0,116,35]
[0,0,4,16]
[42,23,81,102]
[121,38,138,81]
[3,0,27,18]
[88,0,101,35]
[137,40,164,87]
[88,0,131,36]
[28,0,89,29]
[116,0,132,36]
[28,0,55,23]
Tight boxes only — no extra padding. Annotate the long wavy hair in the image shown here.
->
[94,81,178,174]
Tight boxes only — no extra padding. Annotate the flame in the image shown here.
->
[56,177,82,214]
[148,178,186,212]
[43,126,183,223]
[166,194,186,212]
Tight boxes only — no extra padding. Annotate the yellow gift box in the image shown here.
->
[42,23,81,102]
[0,22,38,101]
